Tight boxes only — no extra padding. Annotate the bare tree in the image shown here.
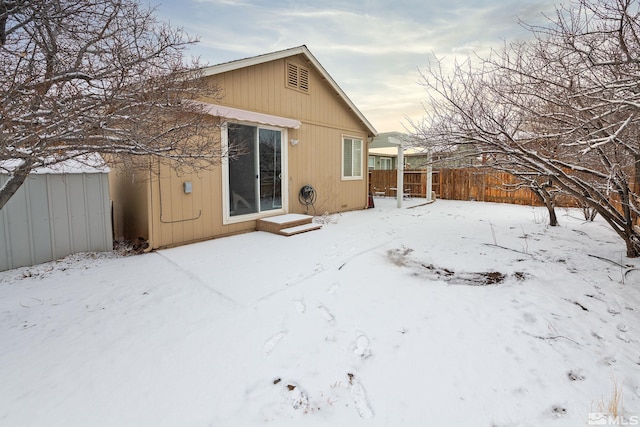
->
[0,0,227,210]
[413,0,640,257]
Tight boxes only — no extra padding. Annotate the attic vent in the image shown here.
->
[286,62,309,93]
[299,67,309,91]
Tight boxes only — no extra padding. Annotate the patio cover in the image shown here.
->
[201,103,301,129]
[369,132,433,207]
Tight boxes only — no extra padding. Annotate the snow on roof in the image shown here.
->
[0,153,110,175]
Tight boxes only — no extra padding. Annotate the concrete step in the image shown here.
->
[256,213,321,236]
[280,222,323,236]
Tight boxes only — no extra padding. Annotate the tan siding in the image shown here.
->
[203,55,368,135]
[148,161,257,249]
[288,124,368,214]
[142,53,371,248]
[201,54,370,215]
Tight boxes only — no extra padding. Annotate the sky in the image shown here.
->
[146,0,563,133]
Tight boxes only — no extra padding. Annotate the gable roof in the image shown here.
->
[201,45,377,137]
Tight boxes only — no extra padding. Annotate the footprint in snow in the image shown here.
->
[617,333,631,343]
[263,331,287,354]
[282,382,309,411]
[617,323,629,333]
[567,369,585,381]
[350,379,374,419]
[551,405,567,418]
[318,305,335,325]
[600,357,617,366]
[353,334,372,359]
[326,282,340,294]
[294,300,306,314]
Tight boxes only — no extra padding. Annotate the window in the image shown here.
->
[380,157,392,170]
[368,156,375,170]
[342,136,363,179]
[286,62,309,93]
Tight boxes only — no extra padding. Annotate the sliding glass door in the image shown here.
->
[227,124,283,217]
[259,128,282,211]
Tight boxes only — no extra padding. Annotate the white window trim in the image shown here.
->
[380,157,392,170]
[221,122,289,225]
[341,135,363,181]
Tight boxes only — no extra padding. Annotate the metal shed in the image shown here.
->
[0,154,112,271]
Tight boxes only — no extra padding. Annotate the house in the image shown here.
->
[368,132,430,170]
[369,132,405,170]
[368,132,478,170]
[0,154,113,271]
[109,46,377,249]
[367,132,434,205]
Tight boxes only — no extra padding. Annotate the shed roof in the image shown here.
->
[201,45,377,137]
[0,153,109,175]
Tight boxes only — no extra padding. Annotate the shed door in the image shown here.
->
[228,124,282,217]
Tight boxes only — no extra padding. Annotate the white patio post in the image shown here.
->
[397,144,404,208]
[426,149,433,201]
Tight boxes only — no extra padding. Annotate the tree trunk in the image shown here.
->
[587,198,640,259]
[623,232,640,258]
[531,184,558,226]
[542,191,558,227]
[0,160,33,210]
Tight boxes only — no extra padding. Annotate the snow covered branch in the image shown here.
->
[0,0,231,211]
[412,0,640,257]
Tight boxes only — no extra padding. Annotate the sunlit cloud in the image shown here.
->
[149,0,562,132]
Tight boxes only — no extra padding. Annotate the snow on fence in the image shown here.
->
[0,156,113,271]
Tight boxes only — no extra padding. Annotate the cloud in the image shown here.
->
[150,0,561,132]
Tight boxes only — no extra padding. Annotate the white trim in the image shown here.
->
[221,122,289,226]
[201,103,300,129]
[380,157,392,170]
[341,135,363,181]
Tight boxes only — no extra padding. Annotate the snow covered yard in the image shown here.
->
[1,198,639,427]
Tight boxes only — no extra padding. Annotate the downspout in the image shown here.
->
[143,164,155,253]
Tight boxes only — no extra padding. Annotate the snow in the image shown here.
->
[0,153,109,175]
[260,213,313,224]
[0,198,639,427]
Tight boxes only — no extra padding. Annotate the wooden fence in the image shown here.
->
[433,168,546,206]
[369,170,429,197]
[369,168,546,204]
[370,168,575,206]
[370,168,638,227]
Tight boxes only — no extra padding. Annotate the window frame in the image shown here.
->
[221,121,288,225]
[380,157,392,170]
[341,135,363,180]
[368,155,375,170]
